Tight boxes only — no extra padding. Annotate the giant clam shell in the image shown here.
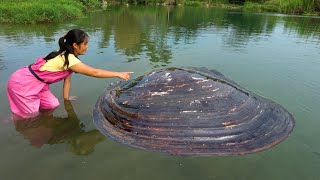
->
[93,67,295,156]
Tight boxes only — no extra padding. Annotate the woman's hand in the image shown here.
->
[64,96,78,101]
[116,72,134,81]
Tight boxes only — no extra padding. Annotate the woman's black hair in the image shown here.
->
[44,29,88,68]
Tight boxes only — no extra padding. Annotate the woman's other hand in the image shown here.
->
[64,96,78,101]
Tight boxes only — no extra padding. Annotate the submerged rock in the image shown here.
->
[93,67,295,156]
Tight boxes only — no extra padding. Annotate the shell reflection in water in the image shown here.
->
[93,67,295,156]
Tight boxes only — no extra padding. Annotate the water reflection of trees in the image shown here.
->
[0,24,60,46]
[1,6,320,65]
[218,13,278,50]
[14,100,105,156]
[85,6,320,62]
[86,6,174,66]
[283,16,320,39]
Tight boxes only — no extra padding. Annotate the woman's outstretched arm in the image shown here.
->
[69,62,133,80]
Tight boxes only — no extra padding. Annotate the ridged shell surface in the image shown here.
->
[93,67,295,156]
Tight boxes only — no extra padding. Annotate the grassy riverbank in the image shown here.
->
[243,0,320,15]
[1,0,319,24]
[182,0,319,15]
[0,0,101,24]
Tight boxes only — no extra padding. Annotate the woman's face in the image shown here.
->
[73,37,89,56]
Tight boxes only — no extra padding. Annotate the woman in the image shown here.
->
[7,29,133,118]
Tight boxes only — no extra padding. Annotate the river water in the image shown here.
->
[0,6,320,180]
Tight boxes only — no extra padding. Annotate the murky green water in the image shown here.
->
[0,6,320,180]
